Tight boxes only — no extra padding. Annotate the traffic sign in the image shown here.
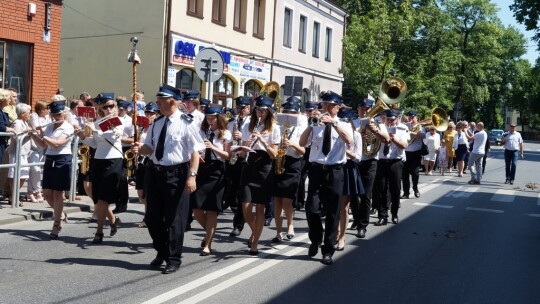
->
[194,48,224,83]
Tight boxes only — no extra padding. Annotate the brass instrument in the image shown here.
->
[360,99,390,157]
[244,117,261,164]
[229,115,240,165]
[408,123,421,145]
[419,107,449,132]
[275,121,290,175]
[124,149,137,178]
[78,144,90,174]
[378,77,407,106]
[260,81,281,110]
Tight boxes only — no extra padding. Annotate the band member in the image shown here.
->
[135,102,160,228]
[182,90,205,127]
[199,98,211,112]
[353,98,389,238]
[240,95,280,255]
[299,91,353,265]
[29,102,74,239]
[336,107,364,250]
[114,99,134,213]
[402,110,425,199]
[374,109,409,226]
[191,104,232,256]
[272,98,305,242]
[131,84,205,274]
[225,96,251,237]
[295,101,319,210]
[77,93,123,244]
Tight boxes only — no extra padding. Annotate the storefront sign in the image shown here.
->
[229,55,270,82]
[171,36,230,72]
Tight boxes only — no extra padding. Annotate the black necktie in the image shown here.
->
[155,118,169,161]
[383,143,390,155]
[205,132,215,163]
[237,118,243,131]
[322,124,332,156]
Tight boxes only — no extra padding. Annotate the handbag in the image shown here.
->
[420,143,429,156]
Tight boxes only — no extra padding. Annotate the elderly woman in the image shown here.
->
[77,93,123,244]
[7,103,32,206]
[0,89,15,164]
[29,102,74,239]
[423,126,441,175]
[27,100,51,203]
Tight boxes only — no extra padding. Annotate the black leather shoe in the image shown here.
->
[414,191,420,198]
[400,194,409,199]
[321,254,333,265]
[162,264,179,274]
[350,221,359,230]
[150,256,164,267]
[505,179,510,184]
[374,218,388,226]
[392,216,399,224]
[308,243,319,257]
[370,208,377,215]
[229,228,241,237]
[356,229,366,238]
[509,180,514,185]
[264,218,272,226]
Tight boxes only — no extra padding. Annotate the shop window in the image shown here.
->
[0,41,31,104]
[244,80,261,97]
[213,74,235,106]
[175,68,202,92]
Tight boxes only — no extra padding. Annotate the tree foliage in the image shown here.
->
[510,0,540,46]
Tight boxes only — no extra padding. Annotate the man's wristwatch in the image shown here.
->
[189,171,197,177]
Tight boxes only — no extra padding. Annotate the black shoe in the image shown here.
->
[249,250,259,256]
[400,194,409,199]
[414,191,420,198]
[185,224,192,231]
[150,256,164,267]
[229,228,241,237]
[370,208,377,215]
[264,218,272,226]
[321,254,333,265]
[350,221,359,230]
[308,243,319,257]
[374,218,388,226]
[272,236,282,243]
[200,249,211,256]
[200,240,206,248]
[162,264,179,274]
[110,216,121,236]
[505,179,510,184]
[510,180,514,185]
[92,232,104,244]
[112,207,126,214]
[286,233,295,240]
[392,216,399,224]
[356,229,366,239]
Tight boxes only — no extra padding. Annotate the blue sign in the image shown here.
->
[174,40,231,65]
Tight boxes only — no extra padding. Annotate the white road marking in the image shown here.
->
[491,189,515,203]
[445,186,478,198]
[142,233,309,304]
[413,202,454,209]
[537,193,540,206]
[527,214,540,218]
[466,207,504,214]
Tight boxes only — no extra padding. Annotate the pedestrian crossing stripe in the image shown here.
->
[466,207,504,213]
[444,186,478,198]
[413,202,453,209]
[491,189,515,203]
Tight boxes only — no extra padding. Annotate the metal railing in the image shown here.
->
[0,131,80,208]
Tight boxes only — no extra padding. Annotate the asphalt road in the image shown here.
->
[1,143,539,304]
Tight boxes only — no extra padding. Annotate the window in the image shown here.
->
[212,0,227,26]
[325,27,333,61]
[283,8,293,48]
[213,74,235,106]
[0,41,31,104]
[176,68,202,92]
[187,0,203,18]
[244,80,261,97]
[298,15,307,53]
[234,0,247,32]
[312,22,320,58]
[253,0,266,39]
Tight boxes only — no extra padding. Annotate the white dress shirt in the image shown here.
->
[44,121,74,155]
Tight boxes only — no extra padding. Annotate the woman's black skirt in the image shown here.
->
[273,155,302,199]
[90,158,123,204]
[456,144,468,161]
[191,160,226,212]
[342,160,365,196]
[42,154,72,191]
[240,150,273,204]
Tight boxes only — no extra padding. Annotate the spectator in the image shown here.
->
[443,121,457,171]
[8,103,32,206]
[467,122,487,185]
[453,122,469,177]
[501,123,524,185]
[27,101,51,203]
[423,126,440,175]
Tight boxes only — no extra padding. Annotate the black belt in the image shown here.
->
[380,158,402,162]
[311,163,343,170]
[505,149,517,152]
[151,162,187,172]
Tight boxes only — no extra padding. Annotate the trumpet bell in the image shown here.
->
[379,77,407,105]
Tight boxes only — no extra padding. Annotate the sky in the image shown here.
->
[492,0,539,64]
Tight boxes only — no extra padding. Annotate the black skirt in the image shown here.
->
[190,160,226,212]
[240,150,273,204]
[456,144,468,161]
[342,160,365,196]
[90,158,123,204]
[42,154,72,191]
[273,155,302,198]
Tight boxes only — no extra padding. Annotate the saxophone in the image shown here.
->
[77,118,94,175]
[275,122,289,175]
[229,115,240,165]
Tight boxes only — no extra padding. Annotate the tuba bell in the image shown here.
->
[419,107,449,132]
[379,77,407,106]
[260,81,281,110]
[360,99,390,157]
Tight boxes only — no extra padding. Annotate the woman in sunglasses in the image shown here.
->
[77,93,123,244]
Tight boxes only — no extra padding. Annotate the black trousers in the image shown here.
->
[295,147,311,208]
[224,157,246,230]
[374,159,403,219]
[402,150,422,195]
[305,164,344,256]
[145,162,189,267]
[115,146,130,210]
[354,158,377,230]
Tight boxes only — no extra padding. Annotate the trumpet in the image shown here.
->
[308,113,330,127]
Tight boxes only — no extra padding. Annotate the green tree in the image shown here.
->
[509,0,540,47]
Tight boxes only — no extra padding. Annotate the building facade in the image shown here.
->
[0,0,63,105]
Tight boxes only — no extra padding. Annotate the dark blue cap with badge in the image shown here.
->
[286,96,302,104]
[205,105,223,115]
[407,110,419,116]
[200,98,211,107]
[117,100,130,109]
[338,108,356,120]
[144,102,159,114]
[94,92,115,104]
[304,101,318,110]
[358,97,375,108]
[156,84,183,100]
[254,95,274,109]
[386,109,400,119]
[320,91,343,104]
[282,101,300,112]
[234,96,252,107]
[49,102,66,115]
[182,90,199,100]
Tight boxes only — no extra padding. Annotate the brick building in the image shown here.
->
[0,0,63,106]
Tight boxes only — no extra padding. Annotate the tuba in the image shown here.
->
[260,81,281,110]
[360,99,390,157]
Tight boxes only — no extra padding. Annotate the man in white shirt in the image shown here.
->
[501,123,524,185]
[467,122,487,184]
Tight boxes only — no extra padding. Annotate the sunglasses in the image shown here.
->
[101,104,115,110]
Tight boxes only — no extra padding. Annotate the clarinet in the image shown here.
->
[229,115,240,165]
[243,117,261,164]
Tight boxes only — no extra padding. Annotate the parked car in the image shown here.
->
[489,129,504,145]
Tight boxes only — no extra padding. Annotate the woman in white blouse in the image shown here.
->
[191,104,231,256]
[452,122,469,177]
[77,93,123,244]
[27,101,51,203]
[423,126,441,175]
[30,102,74,239]
[8,103,32,207]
